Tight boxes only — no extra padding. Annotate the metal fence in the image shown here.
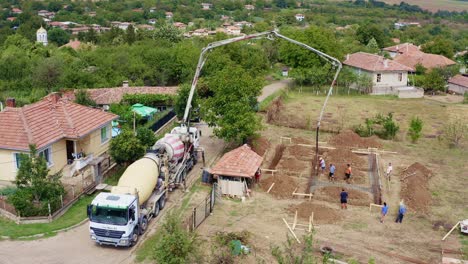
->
[150,109,176,132]
[184,183,217,232]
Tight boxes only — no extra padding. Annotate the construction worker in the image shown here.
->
[319,157,326,174]
[345,164,352,183]
[340,189,348,209]
[380,202,388,223]
[386,162,393,181]
[329,163,336,182]
[395,202,406,223]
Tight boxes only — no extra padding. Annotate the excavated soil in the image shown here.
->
[269,144,286,169]
[288,202,343,224]
[324,148,367,170]
[292,137,314,145]
[329,130,382,149]
[313,186,373,206]
[277,157,310,173]
[260,175,298,199]
[284,145,315,160]
[318,169,368,185]
[400,162,432,213]
[248,136,270,157]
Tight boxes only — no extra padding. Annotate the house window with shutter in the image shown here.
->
[377,73,382,83]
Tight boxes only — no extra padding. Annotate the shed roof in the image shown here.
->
[448,74,468,88]
[210,144,263,178]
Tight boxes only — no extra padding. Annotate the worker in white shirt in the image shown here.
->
[386,162,393,180]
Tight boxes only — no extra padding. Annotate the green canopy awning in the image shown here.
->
[131,103,157,118]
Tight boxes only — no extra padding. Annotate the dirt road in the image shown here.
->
[257,79,291,102]
[0,125,225,264]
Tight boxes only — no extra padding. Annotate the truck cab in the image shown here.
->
[87,193,140,247]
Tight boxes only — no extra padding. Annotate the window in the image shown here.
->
[398,73,403,82]
[101,126,109,143]
[39,147,53,167]
[13,153,23,170]
[376,73,382,83]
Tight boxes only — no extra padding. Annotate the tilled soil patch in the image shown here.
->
[329,130,382,149]
[284,145,315,160]
[260,175,298,199]
[400,162,432,213]
[313,186,373,206]
[288,202,343,224]
[323,148,367,170]
[292,137,314,145]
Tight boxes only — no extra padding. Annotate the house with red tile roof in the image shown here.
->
[62,81,178,107]
[0,93,118,184]
[343,52,421,96]
[448,74,468,95]
[210,144,263,197]
[383,43,456,70]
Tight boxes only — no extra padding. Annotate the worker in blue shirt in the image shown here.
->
[380,202,388,223]
[340,189,348,209]
[329,164,336,182]
[395,202,406,223]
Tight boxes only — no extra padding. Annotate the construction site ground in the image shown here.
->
[198,93,468,263]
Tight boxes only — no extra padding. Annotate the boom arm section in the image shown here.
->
[182,30,342,127]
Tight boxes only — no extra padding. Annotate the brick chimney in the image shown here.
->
[122,81,129,88]
[6,98,16,107]
[49,92,61,103]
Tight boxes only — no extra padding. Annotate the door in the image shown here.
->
[66,140,74,161]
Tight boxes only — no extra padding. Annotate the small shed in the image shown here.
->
[131,103,157,119]
[210,144,263,197]
[282,67,289,77]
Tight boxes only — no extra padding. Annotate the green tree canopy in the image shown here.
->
[136,127,157,148]
[421,37,454,58]
[48,28,70,46]
[110,130,146,165]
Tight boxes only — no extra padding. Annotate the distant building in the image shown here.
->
[11,8,22,14]
[148,19,157,25]
[149,7,157,13]
[383,43,456,70]
[61,39,82,50]
[173,22,187,30]
[245,4,255,10]
[234,21,252,28]
[137,24,154,31]
[165,12,173,19]
[6,17,16,22]
[448,74,468,95]
[226,26,241,36]
[201,3,212,10]
[36,26,48,46]
[295,14,305,22]
[394,22,420,30]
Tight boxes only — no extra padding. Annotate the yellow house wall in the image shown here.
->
[77,123,112,158]
[0,149,27,183]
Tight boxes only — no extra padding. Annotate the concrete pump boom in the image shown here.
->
[182,30,342,178]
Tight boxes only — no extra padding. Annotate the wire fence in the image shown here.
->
[184,183,217,232]
[0,173,95,223]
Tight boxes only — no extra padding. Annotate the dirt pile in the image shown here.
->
[288,202,343,224]
[400,162,432,213]
[248,137,270,157]
[329,130,382,149]
[266,97,283,122]
[313,186,373,206]
[261,175,297,199]
[269,144,285,169]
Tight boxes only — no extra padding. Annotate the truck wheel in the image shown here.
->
[159,195,166,209]
[140,218,148,235]
[154,202,160,217]
[131,230,139,246]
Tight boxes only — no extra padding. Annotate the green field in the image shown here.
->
[379,0,467,12]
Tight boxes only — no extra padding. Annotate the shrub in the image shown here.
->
[442,116,468,148]
[463,92,468,104]
[0,186,17,196]
[122,94,176,108]
[408,117,423,143]
[355,113,399,140]
[136,127,157,148]
[110,130,146,165]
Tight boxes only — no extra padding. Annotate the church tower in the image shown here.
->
[36,26,48,46]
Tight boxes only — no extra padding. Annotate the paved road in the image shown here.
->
[0,125,225,264]
[257,79,291,102]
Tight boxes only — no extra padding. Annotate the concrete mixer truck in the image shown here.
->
[87,130,200,247]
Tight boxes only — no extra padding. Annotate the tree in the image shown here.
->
[153,213,201,264]
[421,37,454,58]
[74,89,96,107]
[422,69,445,92]
[48,28,70,46]
[408,116,423,143]
[136,127,157,148]
[109,130,146,165]
[32,57,63,93]
[175,83,197,119]
[338,67,357,94]
[442,116,468,148]
[202,66,262,143]
[8,145,65,216]
[366,37,379,54]
[356,74,373,93]
[153,23,182,43]
[125,24,136,45]
[356,24,387,47]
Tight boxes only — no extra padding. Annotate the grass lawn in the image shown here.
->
[0,194,95,239]
[103,165,125,186]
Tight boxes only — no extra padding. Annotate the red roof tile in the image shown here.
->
[0,93,117,151]
[343,52,414,72]
[210,144,263,178]
[63,86,178,105]
[393,53,456,70]
[448,75,468,88]
[383,43,422,55]
[61,39,82,50]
